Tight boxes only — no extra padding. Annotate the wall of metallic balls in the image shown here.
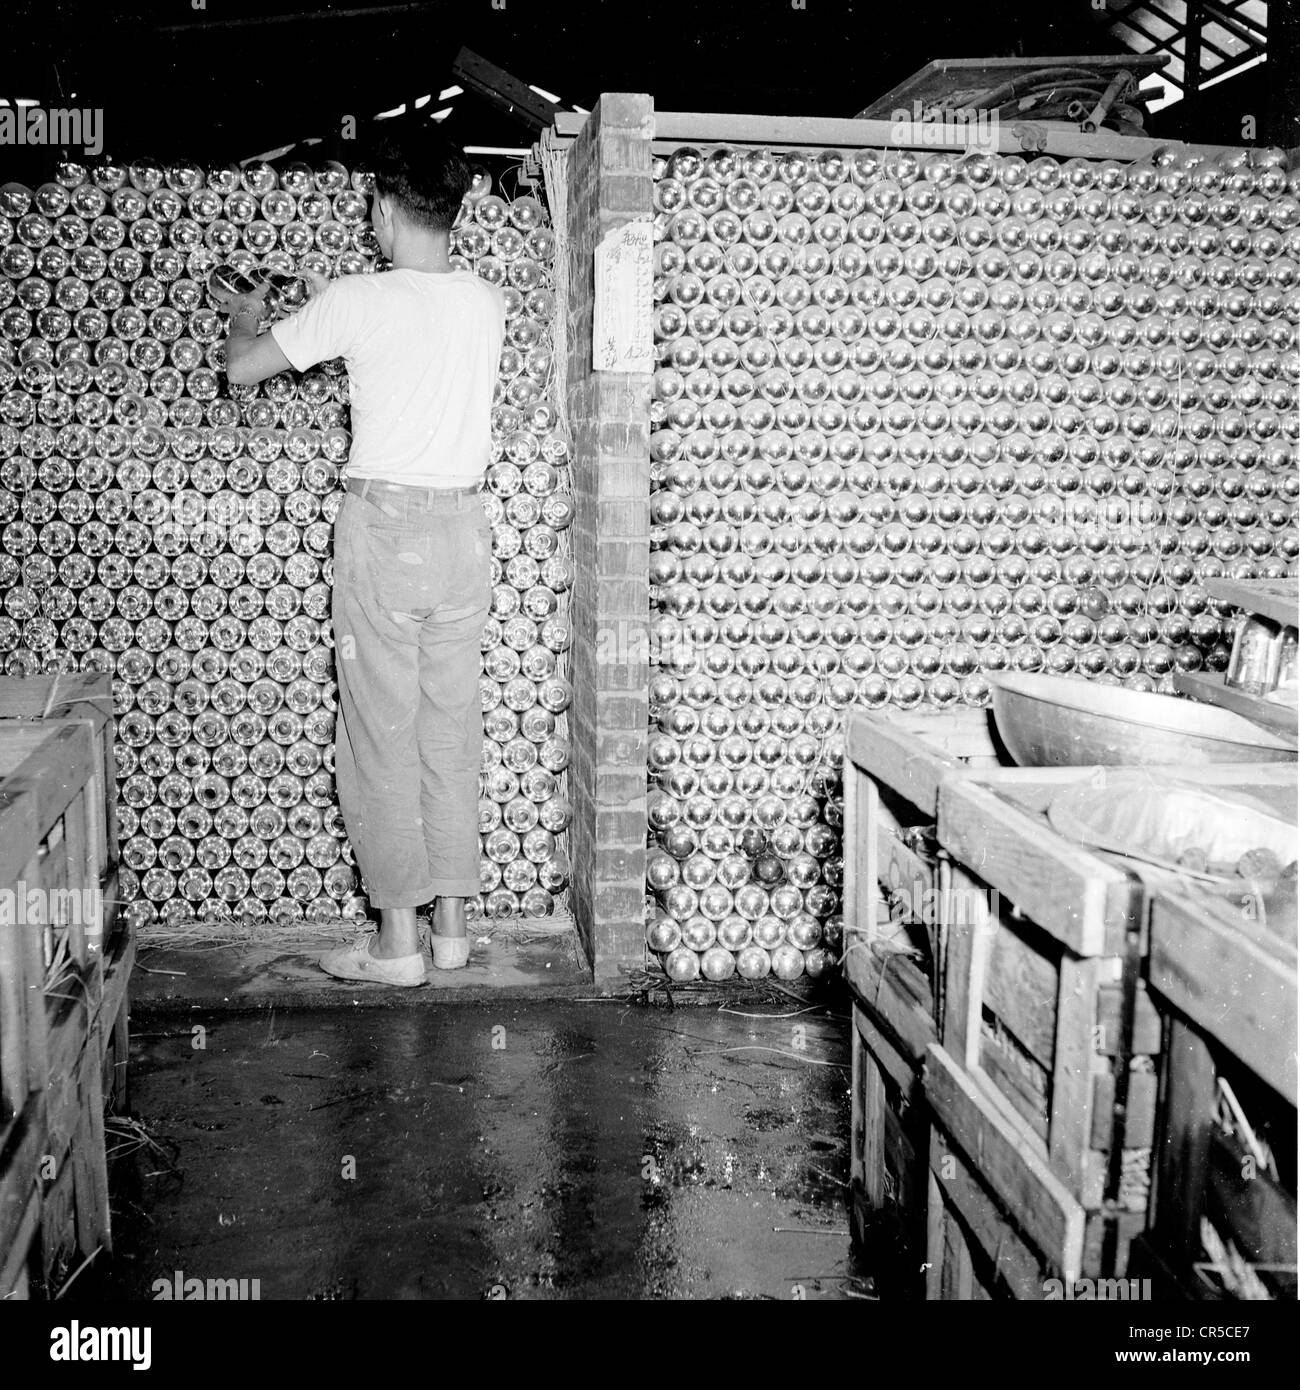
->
[644,143,1300,985]
[0,159,574,932]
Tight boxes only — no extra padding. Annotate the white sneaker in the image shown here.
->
[320,933,426,987]
[430,934,471,970]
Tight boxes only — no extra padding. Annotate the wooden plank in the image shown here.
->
[0,723,96,851]
[844,945,935,1063]
[0,1184,40,1299]
[1173,672,1298,742]
[925,1167,945,1299]
[984,916,1060,1068]
[452,46,560,131]
[43,998,97,1161]
[0,673,111,724]
[71,1024,110,1257]
[1049,955,1104,1196]
[1096,984,1164,1057]
[0,836,40,1117]
[846,710,1000,819]
[0,1096,47,1259]
[855,1001,922,1102]
[941,864,995,1069]
[62,796,90,967]
[38,1146,77,1277]
[651,110,1249,162]
[1147,892,1297,1105]
[99,909,136,1065]
[970,761,1298,800]
[1202,578,1300,631]
[883,1106,919,1212]
[855,1025,888,1210]
[978,1037,1049,1140]
[930,1125,1047,1299]
[938,779,1138,955]
[20,849,48,1097]
[0,675,113,864]
[850,1001,866,1215]
[925,1041,1087,1282]
[1153,1018,1217,1262]
[0,787,38,887]
[1090,1070,1159,1150]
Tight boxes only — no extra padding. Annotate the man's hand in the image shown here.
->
[223,279,292,386]
[302,268,331,299]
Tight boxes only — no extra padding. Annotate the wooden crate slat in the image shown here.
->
[854,1001,921,1103]
[842,946,935,1062]
[1048,954,1105,1197]
[0,723,98,855]
[938,779,1138,956]
[1147,892,1297,1105]
[925,1041,1087,1283]
[978,1036,1049,1140]
[650,109,1249,163]
[0,789,38,888]
[0,1097,47,1259]
[70,1026,110,1258]
[847,709,1002,819]
[0,674,116,866]
[928,1125,1047,1299]
[1090,1070,1159,1151]
[984,916,1060,1068]
[0,1184,40,1300]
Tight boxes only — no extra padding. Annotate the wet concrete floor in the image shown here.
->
[93,998,877,1300]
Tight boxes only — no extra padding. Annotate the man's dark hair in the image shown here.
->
[368,121,472,233]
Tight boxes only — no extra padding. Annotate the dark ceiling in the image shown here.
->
[2,0,1292,183]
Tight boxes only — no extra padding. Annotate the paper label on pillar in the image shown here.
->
[593,219,653,373]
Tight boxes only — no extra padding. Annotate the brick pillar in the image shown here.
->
[563,94,654,987]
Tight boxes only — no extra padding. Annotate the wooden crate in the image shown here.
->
[928,761,1296,1285]
[0,703,123,1299]
[1142,868,1297,1300]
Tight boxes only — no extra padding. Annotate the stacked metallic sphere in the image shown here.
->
[0,157,571,930]
[646,142,1300,982]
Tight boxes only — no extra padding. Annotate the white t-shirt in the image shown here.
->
[271,268,505,488]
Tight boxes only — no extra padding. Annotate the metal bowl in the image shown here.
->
[989,673,1298,768]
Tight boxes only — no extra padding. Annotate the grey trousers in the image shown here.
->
[331,479,490,909]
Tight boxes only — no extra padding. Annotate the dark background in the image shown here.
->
[1,0,1296,182]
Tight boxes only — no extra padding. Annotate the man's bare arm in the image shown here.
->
[223,290,294,386]
[221,269,332,385]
